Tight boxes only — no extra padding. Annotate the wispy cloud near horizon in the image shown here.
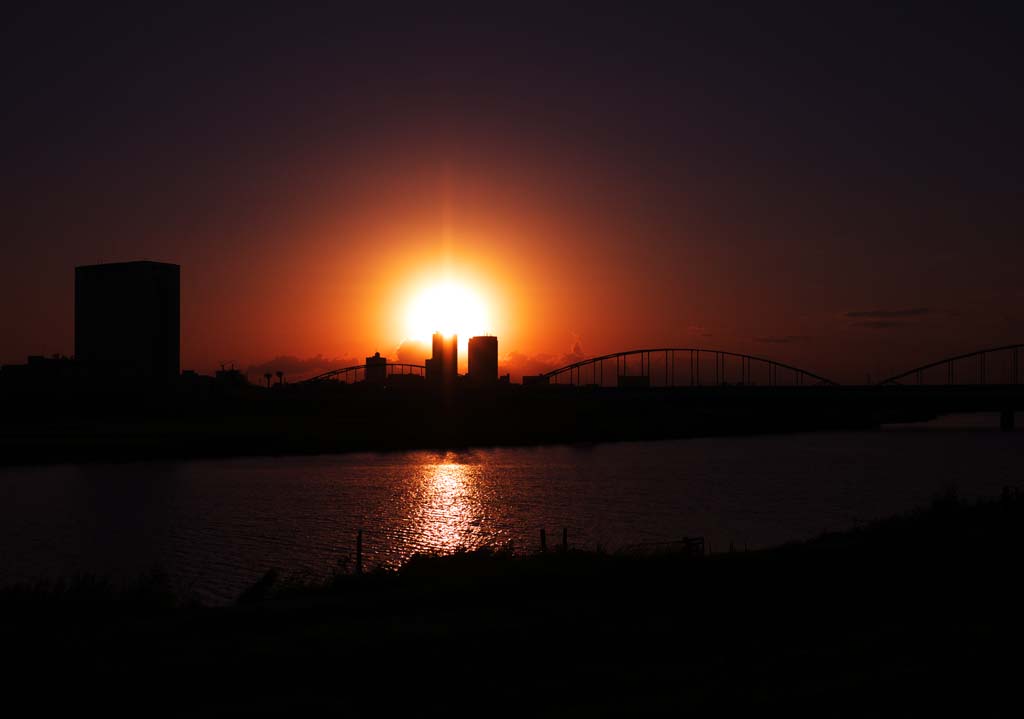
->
[246,354,360,381]
[845,308,931,319]
[850,320,907,329]
[845,307,935,330]
[753,335,809,344]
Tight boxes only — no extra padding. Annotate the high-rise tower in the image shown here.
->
[468,335,498,385]
[75,261,180,383]
[425,332,458,386]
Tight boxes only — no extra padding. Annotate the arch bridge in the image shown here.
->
[541,348,837,388]
[303,362,425,384]
[879,344,1023,386]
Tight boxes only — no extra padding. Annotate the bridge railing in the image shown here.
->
[303,363,426,384]
[541,348,837,388]
[879,344,1023,386]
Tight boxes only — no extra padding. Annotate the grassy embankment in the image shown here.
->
[2,489,1021,714]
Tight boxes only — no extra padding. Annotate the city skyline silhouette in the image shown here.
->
[2,5,1022,715]
[2,6,1022,385]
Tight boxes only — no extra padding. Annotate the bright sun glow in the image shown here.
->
[405,280,489,343]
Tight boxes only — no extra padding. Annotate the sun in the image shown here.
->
[405,280,489,343]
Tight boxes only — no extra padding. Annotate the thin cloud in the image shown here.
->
[395,339,430,364]
[246,354,359,381]
[564,335,586,364]
[499,351,559,380]
[845,308,931,319]
[753,335,809,344]
[499,338,589,381]
[851,320,906,329]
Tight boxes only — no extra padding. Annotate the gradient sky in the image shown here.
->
[2,4,1022,383]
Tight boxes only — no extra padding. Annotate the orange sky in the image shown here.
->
[3,141,1021,385]
[2,7,1022,384]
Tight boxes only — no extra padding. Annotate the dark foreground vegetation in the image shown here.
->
[3,490,1023,715]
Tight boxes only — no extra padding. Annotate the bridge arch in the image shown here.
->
[303,362,426,384]
[879,344,1023,386]
[541,348,837,387]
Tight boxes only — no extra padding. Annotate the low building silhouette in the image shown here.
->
[215,365,247,386]
[366,352,387,383]
[0,354,81,391]
[618,375,650,389]
[468,335,498,385]
[75,261,180,384]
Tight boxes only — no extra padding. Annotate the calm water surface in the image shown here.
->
[1,414,1020,603]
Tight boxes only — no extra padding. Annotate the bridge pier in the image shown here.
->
[1001,409,1016,432]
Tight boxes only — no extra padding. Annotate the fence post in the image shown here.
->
[356,528,363,575]
[1001,409,1016,432]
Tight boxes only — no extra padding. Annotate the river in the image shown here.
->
[1,413,1019,603]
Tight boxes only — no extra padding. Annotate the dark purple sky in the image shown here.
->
[2,4,1022,382]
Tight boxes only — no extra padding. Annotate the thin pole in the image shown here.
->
[356,528,363,575]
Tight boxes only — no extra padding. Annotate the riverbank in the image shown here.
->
[3,489,1021,714]
[1,385,892,466]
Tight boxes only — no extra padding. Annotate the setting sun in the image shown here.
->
[405,280,489,344]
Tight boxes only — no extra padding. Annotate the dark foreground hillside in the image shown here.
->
[3,490,1022,716]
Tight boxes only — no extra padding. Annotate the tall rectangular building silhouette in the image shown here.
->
[425,332,458,385]
[468,335,498,385]
[75,261,180,383]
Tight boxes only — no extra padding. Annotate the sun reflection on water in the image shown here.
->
[407,454,487,554]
